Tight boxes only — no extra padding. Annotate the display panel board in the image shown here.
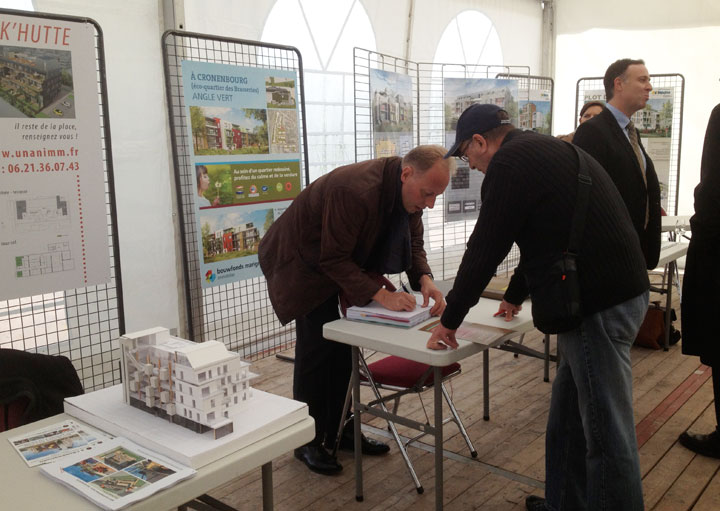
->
[369,68,414,157]
[181,61,301,287]
[442,77,519,223]
[0,9,124,392]
[0,12,111,299]
[355,48,534,282]
[163,31,308,354]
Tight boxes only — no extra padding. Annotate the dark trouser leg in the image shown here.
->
[293,294,349,446]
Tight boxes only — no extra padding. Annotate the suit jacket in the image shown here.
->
[574,107,662,269]
[681,103,720,364]
[258,157,431,325]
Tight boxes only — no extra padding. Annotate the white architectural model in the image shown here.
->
[119,327,257,439]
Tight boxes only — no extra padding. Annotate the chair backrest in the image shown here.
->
[0,349,84,432]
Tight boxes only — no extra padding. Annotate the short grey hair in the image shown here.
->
[402,145,456,175]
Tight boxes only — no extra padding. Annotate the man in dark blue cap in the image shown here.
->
[428,103,649,511]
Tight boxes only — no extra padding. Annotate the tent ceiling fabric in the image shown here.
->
[556,0,720,34]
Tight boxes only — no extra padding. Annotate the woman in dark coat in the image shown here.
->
[678,103,720,458]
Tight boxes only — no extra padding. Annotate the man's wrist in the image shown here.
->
[420,272,434,282]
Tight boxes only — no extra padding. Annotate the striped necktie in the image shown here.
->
[627,120,649,227]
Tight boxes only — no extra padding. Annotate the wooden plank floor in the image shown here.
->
[207,287,719,510]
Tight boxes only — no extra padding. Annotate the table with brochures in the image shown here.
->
[323,296,535,511]
[1,411,314,511]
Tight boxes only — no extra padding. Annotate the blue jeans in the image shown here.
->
[545,290,648,511]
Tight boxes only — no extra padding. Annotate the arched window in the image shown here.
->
[427,11,503,256]
[262,0,376,182]
[434,10,503,71]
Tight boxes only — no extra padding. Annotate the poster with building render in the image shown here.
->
[369,69,414,157]
[518,89,551,135]
[0,14,111,300]
[182,61,301,287]
[635,87,674,210]
[442,78,518,222]
[582,88,675,210]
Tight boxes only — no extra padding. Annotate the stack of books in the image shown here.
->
[346,293,432,328]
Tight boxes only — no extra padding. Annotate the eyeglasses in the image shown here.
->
[457,139,473,162]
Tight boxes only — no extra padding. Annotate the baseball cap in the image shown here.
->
[444,103,511,159]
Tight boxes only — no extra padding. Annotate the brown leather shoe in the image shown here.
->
[678,430,720,459]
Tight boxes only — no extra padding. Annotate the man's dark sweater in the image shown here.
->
[441,130,649,330]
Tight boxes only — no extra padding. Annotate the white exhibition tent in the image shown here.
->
[7,0,719,335]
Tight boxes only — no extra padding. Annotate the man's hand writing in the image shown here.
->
[372,287,416,311]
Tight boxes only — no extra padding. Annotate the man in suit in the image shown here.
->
[574,58,662,269]
[677,103,720,458]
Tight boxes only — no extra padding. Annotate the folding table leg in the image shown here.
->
[483,350,490,421]
[352,347,364,502]
[663,261,674,351]
[261,462,273,511]
[434,366,443,510]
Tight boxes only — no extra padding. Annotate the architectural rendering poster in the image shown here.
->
[0,14,111,300]
[518,89,551,135]
[370,68,413,157]
[182,60,300,287]
[636,87,674,210]
[443,78,518,222]
[583,87,675,209]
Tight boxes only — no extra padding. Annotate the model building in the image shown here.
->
[119,327,256,439]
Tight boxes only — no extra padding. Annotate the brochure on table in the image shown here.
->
[420,319,513,347]
[8,419,111,467]
[64,384,308,468]
[41,437,195,511]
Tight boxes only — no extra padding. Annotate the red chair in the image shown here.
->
[335,352,477,494]
[0,382,33,432]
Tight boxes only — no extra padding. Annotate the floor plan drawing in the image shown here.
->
[12,195,71,233]
[15,241,74,278]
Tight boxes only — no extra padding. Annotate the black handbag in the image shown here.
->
[524,144,592,334]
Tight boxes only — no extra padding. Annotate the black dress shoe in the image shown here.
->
[294,444,342,475]
[525,495,547,511]
[678,430,720,459]
[336,428,390,455]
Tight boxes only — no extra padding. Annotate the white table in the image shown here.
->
[0,413,314,511]
[661,215,691,234]
[654,241,689,350]
[323,297,534,510]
